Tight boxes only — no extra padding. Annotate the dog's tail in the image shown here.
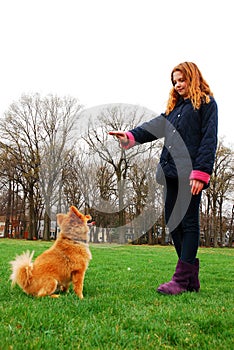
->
[10,250,35,289]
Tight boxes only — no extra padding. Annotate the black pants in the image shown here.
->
[164,178,202,264]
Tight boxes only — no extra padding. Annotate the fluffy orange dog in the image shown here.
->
[10,206,92,299]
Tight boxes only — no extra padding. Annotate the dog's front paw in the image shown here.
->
[60,285,69,293]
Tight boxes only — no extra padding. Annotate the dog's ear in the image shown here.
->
[69,206,91,223]
[57,213,65,226]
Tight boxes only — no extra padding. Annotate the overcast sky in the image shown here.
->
[0,0,233,145]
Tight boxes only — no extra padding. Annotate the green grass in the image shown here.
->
[0,239,233,350]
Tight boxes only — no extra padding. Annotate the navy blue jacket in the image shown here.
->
[128,97,218,183]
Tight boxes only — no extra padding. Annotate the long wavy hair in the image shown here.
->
[165,62,213,115]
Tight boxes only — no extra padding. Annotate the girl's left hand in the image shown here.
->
[190,179,204,195]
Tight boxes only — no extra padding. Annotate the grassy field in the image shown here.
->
[0,239,233,350]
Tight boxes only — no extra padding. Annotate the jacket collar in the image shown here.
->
[176,97,191,107]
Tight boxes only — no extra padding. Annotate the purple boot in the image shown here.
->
[187,258,200,292]
[157,259,194,295]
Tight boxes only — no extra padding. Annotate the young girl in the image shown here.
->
[109,62,218,295]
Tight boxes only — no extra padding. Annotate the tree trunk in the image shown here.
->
[161,208,166,245]
[212,206,218,247]
[28,188,37,239]
[43,210,51,241]
[118,177,126,244]
[4,179,12,238]
[229,205,234,247]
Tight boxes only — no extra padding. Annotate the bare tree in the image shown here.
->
[202,140,234,246]
[61,148,99,212]
[38,94,82,240]
[0,94,44,238]
[0,93,82,240]
[228,205,234,247]
[128,154,163,243]
[81,104,160,243]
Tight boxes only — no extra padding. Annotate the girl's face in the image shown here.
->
[172,70,189,99]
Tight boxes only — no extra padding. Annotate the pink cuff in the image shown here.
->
[189,170,210,184]
[121,132,136,149]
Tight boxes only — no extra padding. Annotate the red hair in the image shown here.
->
[165,62,213,115]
